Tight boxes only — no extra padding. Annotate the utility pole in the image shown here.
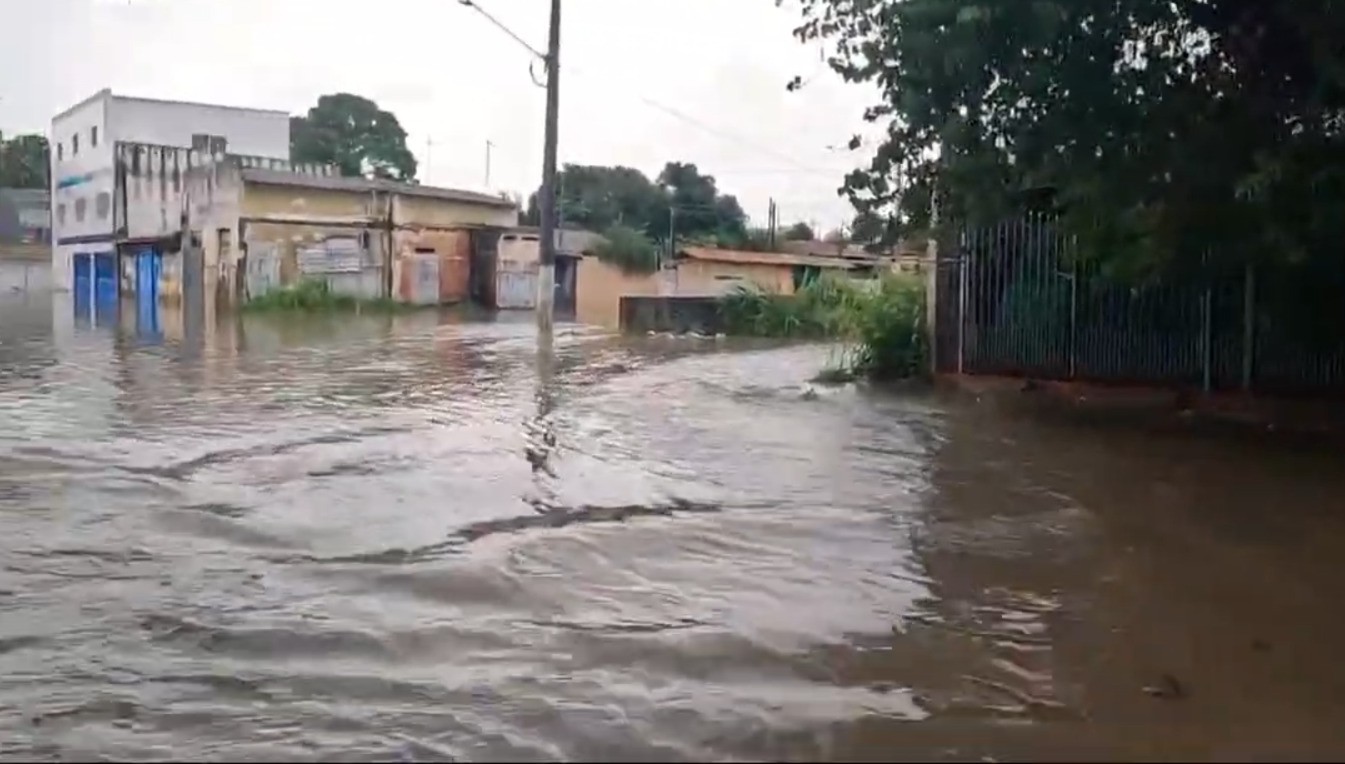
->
[767,198,777,250]
[484,140,494,189]
[666,207,677,266]
[536,0,562,337]
[425,137,434,184]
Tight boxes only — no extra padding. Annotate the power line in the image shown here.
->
[455,2,849,179]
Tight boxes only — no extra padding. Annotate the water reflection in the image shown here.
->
[1,294,1344,760]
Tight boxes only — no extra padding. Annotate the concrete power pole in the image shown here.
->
[536,0,562,337]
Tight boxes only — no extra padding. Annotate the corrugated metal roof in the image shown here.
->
[239,169,518,209]
[678,246,859,269]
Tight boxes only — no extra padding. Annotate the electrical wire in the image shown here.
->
[455,1,852,177]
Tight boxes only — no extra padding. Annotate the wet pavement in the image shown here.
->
[2,292,1345,761]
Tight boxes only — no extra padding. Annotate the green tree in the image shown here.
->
[783,221,815,241]
[593,223,661,273]
[657,161,747,241]
[290,93,417,181]
[0,133,50,189]
[782,0,1345,272]
[525,164,668,233]
[524,162,750,245]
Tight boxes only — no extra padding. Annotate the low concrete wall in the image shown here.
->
[619,295,725,334]
[0,260,52,293]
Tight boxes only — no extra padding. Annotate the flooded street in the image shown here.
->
[2,292,1345,762]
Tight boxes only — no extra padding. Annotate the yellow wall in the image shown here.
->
[675,259,795,296]
[576,257,666,329]
[394,195,518,229]
[242,184,380,219]
[242,220,381,288]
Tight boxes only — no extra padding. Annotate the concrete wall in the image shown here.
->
[575,257,668,329]
[393,195,518,230]
[674,259,795,296]
[498,231,541,264]
[0,261,52,293]
[619,295,726,335]
[108,95,290,158]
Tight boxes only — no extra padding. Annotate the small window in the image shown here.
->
[57,142,63,161]
[95,192,111,220]
[91,126,99,147]
[56,204,66,225]
[72,134,79,155]
[74,197,87,222]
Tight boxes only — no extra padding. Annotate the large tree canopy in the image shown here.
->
[785,0,1345,271]
[524,162,750,246]
[0,133,50,189]
[291,93,417,181]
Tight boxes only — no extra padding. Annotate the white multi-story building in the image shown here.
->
[49,89,290,292]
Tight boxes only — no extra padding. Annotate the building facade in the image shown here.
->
[107,140,517,331]
[49,89,290,295]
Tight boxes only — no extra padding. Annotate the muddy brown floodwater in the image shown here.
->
[2,292,1345,762]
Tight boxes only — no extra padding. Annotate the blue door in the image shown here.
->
[73,253,93,323]
[93,252,118,327]
[135,250,162,339]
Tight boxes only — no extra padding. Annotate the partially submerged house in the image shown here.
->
[109,140,518,320]
[670,246,862,294]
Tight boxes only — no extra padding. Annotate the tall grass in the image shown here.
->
[719,274,928,381]
[244,279,408,313]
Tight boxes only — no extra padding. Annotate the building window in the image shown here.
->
[57,142,63,161]
[56,204,66,225]
[91,126,99,147]
[74,197,87,223]
[95,192,111,220]
[72,134,79,155]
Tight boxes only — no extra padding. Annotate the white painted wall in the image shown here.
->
[50,90,292,290]
[50,91,114,291]
[107,97,290,159]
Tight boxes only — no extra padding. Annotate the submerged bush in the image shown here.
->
[719,273,928,381]
[244,280,405,313]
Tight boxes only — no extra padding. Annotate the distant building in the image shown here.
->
[50,89,290,294]
[0,188,50,246]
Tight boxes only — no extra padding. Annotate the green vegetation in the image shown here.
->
[783,0,1345,273]
[522,162,749,248]
[719,274,928,381]
[0,133,49,189]
[593,224,661,274]
[243,280,411,313]
[290,93,417,181]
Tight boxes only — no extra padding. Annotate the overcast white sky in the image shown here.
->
[1,0,879,231]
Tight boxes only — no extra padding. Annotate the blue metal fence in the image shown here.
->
[936,215,1345,395]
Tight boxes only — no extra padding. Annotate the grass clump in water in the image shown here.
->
[719,273,928,381]
[244,280,409,313]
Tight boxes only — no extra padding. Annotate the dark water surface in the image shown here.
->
[3,294,1345,762]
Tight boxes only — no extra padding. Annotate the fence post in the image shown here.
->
[1201,267,1213,394]
[1241,262,1255,391]
[924,234,939,376]
[957,243,967,375]
[1068,257,1078,380]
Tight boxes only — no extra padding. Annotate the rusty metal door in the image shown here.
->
[406,253,440,305]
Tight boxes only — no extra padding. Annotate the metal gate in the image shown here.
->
[496,264,537,310]
[135,249,162,339]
